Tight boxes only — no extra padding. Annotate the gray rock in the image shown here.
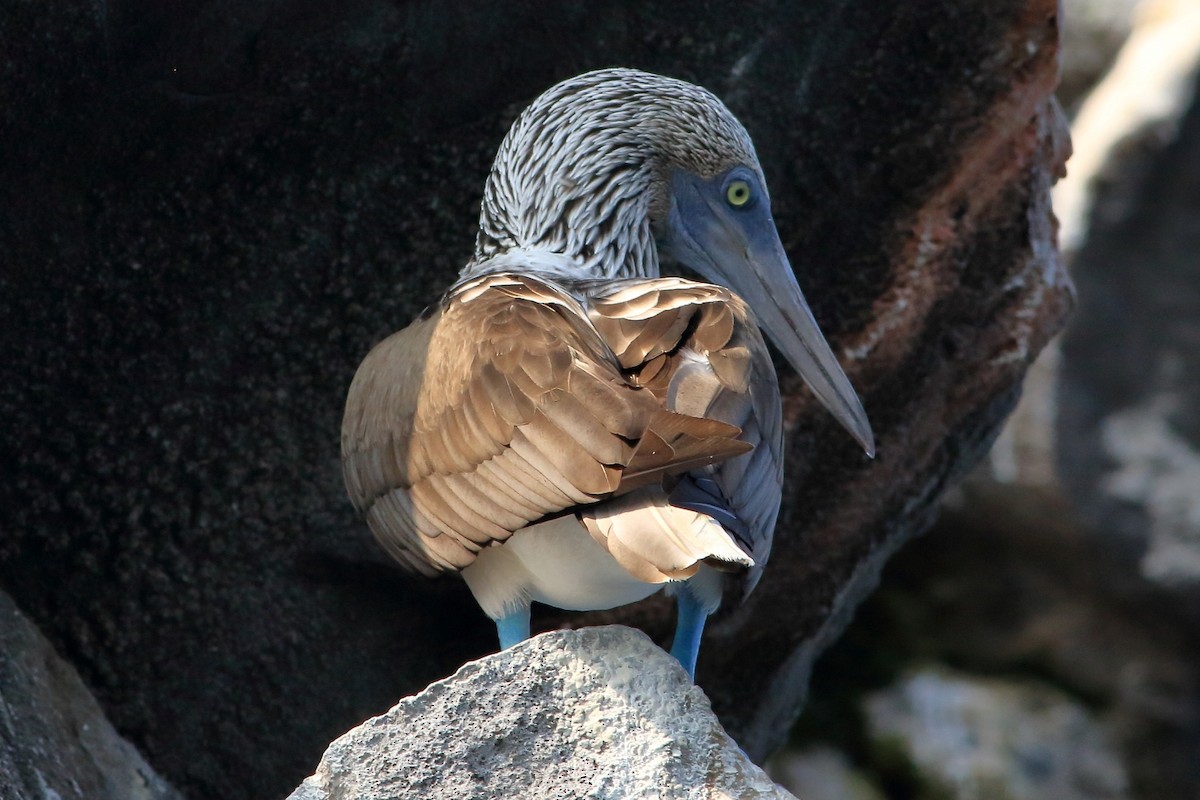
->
[1058,0,1143,111]
[1055,0,1200,592]
[769,746,885,800]
[792,480,1200,800]
[864,667,1130,800]
[289,626,793,800]
[0,589,182,800]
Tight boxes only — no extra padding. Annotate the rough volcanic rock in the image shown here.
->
[927,4,1200,790]
[0,589,182,800]
[289,627,793,800]
[0,2,1071,798]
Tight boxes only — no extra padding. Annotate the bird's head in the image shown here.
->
[470,68,874,456]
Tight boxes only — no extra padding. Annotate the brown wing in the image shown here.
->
[585,277,785,591]
[340,272,750,576]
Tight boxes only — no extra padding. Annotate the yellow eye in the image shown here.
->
[725,179,752,207]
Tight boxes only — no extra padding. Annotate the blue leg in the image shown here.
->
[495,607,531,650]
[669,587,708,679]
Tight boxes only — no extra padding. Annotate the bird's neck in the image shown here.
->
[463,240,659,284]
[459,248,607,282]
[468,168,662,281]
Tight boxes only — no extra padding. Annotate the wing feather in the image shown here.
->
[342,271,779,582]
[342,273,755,574]
[518,413,622,495]
[539,389,635,465]
[492,448,577,508]
[471,459,547,517]
[480,362,536,425]
[564,365,644,436]
[585,278,785,591]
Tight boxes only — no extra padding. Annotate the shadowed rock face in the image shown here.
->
[0,2,1071,798]
[0,589,183,800]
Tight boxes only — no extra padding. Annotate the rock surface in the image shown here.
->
[769,746,885,800]
[774,6,1200,799]
[864,667,1129,800]
[783,485,1200,800]
[289,626,793,800]
[1057,0,1142,111]
[0,2,1071,797]
[1057,0,1200,593]
[0,589,182,800]
[994,0,1200,586]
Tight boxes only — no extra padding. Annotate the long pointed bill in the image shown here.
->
[737,229,875,457]
[666,172,875,456]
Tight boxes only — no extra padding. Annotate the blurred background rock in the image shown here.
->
[769,2,1200,798]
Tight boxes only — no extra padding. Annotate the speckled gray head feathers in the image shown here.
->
[469,68,761,279]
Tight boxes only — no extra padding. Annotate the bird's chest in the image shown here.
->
[462,516,664,618]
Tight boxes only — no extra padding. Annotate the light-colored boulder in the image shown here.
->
[0,590,181,800]
[1058,0,1143,110]
[864,667,1129,800]
[769,746,885,800]
[290,626,794,800]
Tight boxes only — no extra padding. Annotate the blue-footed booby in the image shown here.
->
[341,68,873,678]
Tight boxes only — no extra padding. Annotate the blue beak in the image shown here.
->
[663,171,875,457]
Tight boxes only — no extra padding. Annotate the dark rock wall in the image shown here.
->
[0,2,1070,798]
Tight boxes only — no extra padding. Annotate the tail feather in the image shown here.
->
[579,486,753,584]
